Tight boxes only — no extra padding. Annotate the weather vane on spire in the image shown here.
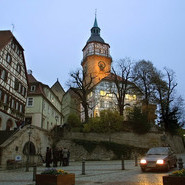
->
[95,9,97,18]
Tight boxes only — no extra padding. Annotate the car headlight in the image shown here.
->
[156,159,164,164]
[140,159,147,164]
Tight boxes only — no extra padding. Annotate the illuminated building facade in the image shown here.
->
[80,18,142,121]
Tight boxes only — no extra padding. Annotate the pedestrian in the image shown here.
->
[52,148,58,167]
[45,147,51,167]
[62,148,68,166]
[59,147,63,166]
[67,149,70,166]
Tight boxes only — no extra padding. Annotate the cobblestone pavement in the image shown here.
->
[0,154,184,185]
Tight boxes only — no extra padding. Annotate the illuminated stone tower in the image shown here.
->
[81,16,112,85]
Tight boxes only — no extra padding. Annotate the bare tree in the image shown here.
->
[67,69,95,123]
[153,67,183,132]
[111,58,135,116]
[132,60,156,105]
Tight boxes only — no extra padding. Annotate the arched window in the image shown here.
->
[23,141,36,155]
[6,119,13,131]
[6,53,12,64]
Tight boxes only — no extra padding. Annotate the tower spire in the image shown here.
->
[94,9,98,27]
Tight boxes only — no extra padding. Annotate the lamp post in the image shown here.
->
[25,124,32,172]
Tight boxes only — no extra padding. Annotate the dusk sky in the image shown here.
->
[1,0,185,100]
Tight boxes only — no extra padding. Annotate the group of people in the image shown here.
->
[45,147,70,167]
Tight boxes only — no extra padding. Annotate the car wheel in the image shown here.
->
[141,167,146,172]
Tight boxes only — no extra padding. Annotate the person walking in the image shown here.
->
[45,147,51,167]
[62,148,68,166]
[59,147,63,166]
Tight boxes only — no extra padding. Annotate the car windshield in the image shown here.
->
[147,147,169,155]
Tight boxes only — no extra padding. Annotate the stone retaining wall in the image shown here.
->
[58,131,185,160]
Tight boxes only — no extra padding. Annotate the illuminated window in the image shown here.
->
[108,93,113,97]
[125,94,137,100]
[100,90,106,96]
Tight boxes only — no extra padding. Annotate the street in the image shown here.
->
[0,158,182,185]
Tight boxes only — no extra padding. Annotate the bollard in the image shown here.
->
[82,159,85,175]
[33,165,37,181]
[121,155,125,170]
[178,157,183,170]
[135,154,138,166]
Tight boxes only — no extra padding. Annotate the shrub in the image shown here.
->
[83,110,123,133]
[127,106,151,134]
[67,113,81,128]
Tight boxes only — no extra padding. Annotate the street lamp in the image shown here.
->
[25,124,32,172]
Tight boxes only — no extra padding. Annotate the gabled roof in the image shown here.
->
[27,73,38,83]
[0,30,13,50]
[0,30,28,86]
[0,30,24,51]
[51,79,65,93]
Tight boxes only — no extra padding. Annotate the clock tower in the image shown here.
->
[81,16,112,85]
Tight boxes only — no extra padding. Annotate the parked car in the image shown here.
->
[139,147,177,172]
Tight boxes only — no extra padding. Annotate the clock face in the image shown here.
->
[98,61,106,71]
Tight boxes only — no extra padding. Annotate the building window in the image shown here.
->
[3,94,8,104]
[100,100,104,108]
[6,119,13,131]
[27,98,33,107]
[100,90,106,96]
[14,79,19,90]
[0,89,2,100]
[11,99,15,109]
[109,101,113,108]
[16,64,21,73]
[0,68,7,81]
[16,101,19,110]
[30,85,36,92]
[19,104,23,112]
[6,53,12,64]
[22,86,25,96]
[12,42,15,50]
[18,83,21,93]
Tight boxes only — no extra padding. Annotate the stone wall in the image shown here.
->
[58,131,185,161]
[0,125,51,169]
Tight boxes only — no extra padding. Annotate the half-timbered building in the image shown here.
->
[0,30,28,130]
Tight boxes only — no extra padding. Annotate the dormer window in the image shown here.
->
[6,53,12,64]
[30,85,36,92]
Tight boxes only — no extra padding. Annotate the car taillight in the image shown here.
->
[140,159,147,164]
[156,159,164,164]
